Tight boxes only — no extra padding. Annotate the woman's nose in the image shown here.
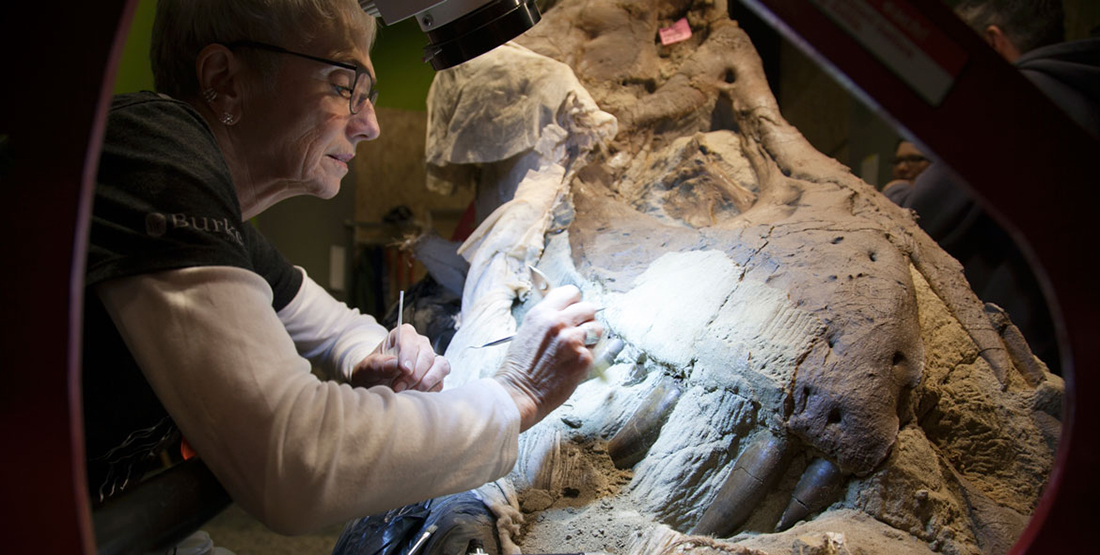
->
[348,103,381,143]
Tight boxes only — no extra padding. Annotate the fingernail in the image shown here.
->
[403,361,414,372]
[394,382,407,393]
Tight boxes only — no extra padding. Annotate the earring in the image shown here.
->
[202,88,217,103]
[220,112,236,126]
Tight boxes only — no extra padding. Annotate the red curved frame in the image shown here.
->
[0,0,138,552]
[0,0,1093,552]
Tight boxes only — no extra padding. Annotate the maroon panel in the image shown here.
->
[0,1,137,553]
[742,0,1099,553]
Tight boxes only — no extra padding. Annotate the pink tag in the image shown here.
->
[659,18,692,45]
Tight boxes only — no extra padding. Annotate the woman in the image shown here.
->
[84,0,601,535]
[881,139,931,193]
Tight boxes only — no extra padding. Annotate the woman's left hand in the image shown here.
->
[349,324,450,392]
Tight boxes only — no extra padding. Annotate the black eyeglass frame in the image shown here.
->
[224,40,378,114]
[891,155,930,166]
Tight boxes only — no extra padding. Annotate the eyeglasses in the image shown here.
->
[892,154,929,166]
[225,40,378,115]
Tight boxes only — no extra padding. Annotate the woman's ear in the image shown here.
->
[196,44,244,126]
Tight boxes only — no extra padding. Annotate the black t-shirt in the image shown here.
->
[82,92,303,503]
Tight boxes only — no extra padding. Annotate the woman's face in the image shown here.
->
[234,30,380,209]
[891,141,930,183]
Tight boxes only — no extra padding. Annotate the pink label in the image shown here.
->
[659,18,692,45]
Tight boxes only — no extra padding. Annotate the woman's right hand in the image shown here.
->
[350,324,449,392]
[493,285,603,432]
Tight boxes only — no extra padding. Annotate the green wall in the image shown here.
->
[113,0,158,94]
[112,1,437,109]
[370,19,438,111]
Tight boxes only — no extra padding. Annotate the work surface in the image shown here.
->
[203,504,343,555]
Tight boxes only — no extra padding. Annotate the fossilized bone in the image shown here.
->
[411,1,1061,554]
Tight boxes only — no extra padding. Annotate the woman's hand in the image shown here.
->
[881,179,912,194]
[493,285,603,432]
[349,324,450,392]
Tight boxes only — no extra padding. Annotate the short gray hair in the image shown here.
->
[151,0,377,99]
[954,0,1065,55]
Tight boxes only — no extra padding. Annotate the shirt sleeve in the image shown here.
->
[277,266,389,381]
[95,265,520,534]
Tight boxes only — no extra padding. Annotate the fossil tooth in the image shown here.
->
[984,303,1046,387]
[775,457,846,531]
[589,336,625,381]
[692,432,790,537]
[607,375,681,469]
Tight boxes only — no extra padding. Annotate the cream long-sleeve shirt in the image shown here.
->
[96,265,519,534]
